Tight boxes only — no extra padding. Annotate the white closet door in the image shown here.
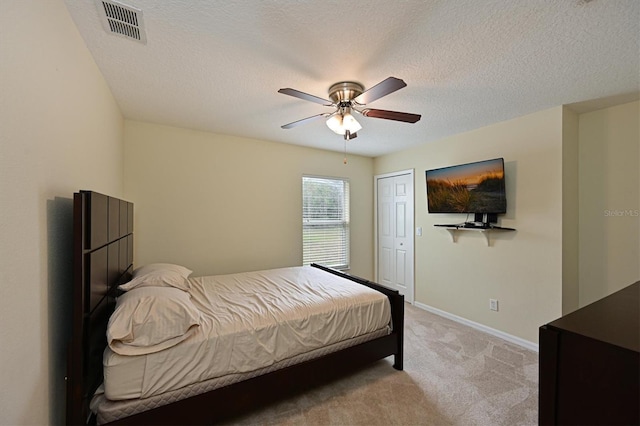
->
[377,172,414,303]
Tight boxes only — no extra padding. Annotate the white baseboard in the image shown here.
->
[413,301,539,352]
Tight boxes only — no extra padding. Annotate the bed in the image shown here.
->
[66,190,404,425]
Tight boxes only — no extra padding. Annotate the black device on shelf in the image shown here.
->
[463,222,487,228]
[433,223,515,231]
[425,158,506,224]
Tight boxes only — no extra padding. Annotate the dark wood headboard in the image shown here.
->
[67,191,133,425]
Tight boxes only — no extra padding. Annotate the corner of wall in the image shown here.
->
[561,106,579,314]
[578,101,640,307]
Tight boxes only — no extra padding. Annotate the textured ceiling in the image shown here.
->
[64,0,639,157]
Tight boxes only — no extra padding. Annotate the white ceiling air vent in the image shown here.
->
[95,0,147,44]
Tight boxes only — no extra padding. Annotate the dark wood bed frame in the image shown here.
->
[67,190,404,425]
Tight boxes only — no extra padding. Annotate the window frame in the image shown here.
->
[302,175,350,270]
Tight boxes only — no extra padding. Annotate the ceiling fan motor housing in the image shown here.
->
[328,82,364,104]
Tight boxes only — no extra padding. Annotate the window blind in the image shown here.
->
[302,176,350,270]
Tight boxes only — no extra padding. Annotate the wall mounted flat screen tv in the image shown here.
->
[426,158,507,214]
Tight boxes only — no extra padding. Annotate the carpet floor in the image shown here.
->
[224,303,539,425]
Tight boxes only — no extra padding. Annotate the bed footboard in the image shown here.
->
[310,263,404,370]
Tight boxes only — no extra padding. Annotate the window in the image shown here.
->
[302,176,350,270]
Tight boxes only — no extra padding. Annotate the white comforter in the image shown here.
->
[103,266,391,400]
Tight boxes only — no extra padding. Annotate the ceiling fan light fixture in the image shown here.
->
[326,114,344,134]
[326,107,362,135]
[342,110,362,133]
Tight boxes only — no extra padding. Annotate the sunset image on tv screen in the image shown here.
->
[426,158,506,213]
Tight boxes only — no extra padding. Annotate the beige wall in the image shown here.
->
[0,1,124,424]
[123,121,375,279]
[374,107,565,344]
[0,3,636,424]
[578,100,640,306]
[562,107,580,314]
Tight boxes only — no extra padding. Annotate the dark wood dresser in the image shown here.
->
[539,281,639,425]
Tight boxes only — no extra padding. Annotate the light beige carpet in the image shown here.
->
[224,304,538,425]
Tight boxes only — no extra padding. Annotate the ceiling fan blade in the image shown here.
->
[361,108,421,123]
[353,77,407,105]
[281,113,329,129]
[278,88,333,106]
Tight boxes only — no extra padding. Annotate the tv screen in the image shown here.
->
[426,158,506,214]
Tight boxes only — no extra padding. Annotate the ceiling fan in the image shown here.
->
[278,77,421,140]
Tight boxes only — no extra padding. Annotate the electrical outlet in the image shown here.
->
[489,299,499,311]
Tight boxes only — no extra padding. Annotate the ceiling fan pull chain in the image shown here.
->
[343,138,348,165]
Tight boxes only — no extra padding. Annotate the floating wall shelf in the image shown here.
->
[434,224,516,246]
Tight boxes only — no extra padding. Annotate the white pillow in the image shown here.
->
[107,286,201,356]
[133,263,192,279]
[119,269,192,292]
